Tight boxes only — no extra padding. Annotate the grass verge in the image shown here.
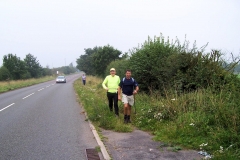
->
[0,76,55,93]
[74,76,240,159]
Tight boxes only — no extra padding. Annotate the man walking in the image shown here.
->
[102,68,120,116]
[82,74,86,85]
[118,69,139,123]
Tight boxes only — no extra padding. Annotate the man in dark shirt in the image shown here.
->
[118,69,139,123]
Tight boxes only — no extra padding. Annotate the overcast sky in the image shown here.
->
[1,0,239,68]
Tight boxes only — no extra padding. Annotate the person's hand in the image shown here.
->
[118,96,121,101]
[133,90,137,95]
[106,87,109,91]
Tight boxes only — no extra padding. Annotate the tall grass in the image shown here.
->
[0,76,55,93]
[74,76,240,159]
[134,89,240,159]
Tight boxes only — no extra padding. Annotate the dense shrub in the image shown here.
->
[128,35,182,93]
[0,66,11,81]
[129,35,234,95]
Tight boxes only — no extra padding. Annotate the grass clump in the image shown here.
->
[0,76,55,93]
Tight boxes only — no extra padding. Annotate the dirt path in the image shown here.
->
[101,129,204,160]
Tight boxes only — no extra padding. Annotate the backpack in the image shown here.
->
[121,77,136,93]
[122,77,135,84]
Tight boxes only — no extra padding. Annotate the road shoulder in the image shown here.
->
[101,129,203,160]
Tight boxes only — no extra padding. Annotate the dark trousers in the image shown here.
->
[107,92,119,116]
[82,80,86,85]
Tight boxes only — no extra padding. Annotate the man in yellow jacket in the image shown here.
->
[102,68,120,116]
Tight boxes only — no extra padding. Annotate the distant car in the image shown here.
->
[56,76,66,83]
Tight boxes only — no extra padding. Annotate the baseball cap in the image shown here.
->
[110,68,115,71]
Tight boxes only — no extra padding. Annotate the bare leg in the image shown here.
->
[127,104,131,115]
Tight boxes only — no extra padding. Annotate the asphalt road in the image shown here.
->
[0,73,99,160]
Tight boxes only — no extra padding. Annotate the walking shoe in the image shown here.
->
[127,115,131,123]
[124,115,128,124]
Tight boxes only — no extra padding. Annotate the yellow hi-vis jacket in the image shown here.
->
[102,75,120,93]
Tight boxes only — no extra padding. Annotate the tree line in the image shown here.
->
[0,53,77,81]
[76,34,240,94]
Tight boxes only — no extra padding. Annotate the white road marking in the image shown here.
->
[46,85,51,88]
[38,88,44,91]
[22,93,35,99]
[0,103,15,112]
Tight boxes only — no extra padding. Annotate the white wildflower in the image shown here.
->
[200,143,208,147]
[189,123,195,126]
[219,146,224,153]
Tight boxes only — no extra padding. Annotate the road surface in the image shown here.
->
[0,74,99,160]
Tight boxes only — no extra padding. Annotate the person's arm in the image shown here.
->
[133,80,139,94]
[118,86,122,100]
[133,86,139,94]
[102,77,108,90]
[118,80,122,100]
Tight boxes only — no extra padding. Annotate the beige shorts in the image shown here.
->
[122,94,134,106]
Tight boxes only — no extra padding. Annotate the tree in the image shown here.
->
[76,45,122,76]
[0,66,11,81]
[76,48,97,75]
[3,53,28,80]
[24,53,43,78]
[68,62,77,73]
[91,45,122,77]
[42,65,52,76]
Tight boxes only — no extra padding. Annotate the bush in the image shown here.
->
[128,34,233,95]
[129,35,182,93]
[0,66,11,81]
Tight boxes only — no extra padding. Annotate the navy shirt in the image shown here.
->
[119,77,138,96]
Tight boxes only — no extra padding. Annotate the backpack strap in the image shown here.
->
[122,77,134,83]
[131,78,135,83]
